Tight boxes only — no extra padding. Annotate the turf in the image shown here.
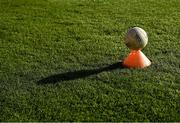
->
[0,0,180,121]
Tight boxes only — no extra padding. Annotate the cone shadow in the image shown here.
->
[37,62,124,84]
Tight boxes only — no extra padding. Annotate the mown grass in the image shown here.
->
[0,0,180,121]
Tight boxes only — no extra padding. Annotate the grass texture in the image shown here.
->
[0,0,180,121]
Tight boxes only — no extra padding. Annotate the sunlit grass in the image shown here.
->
[0,0,180,121]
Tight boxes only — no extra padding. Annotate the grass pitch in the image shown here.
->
[0,0,180,121]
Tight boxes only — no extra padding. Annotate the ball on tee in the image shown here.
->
[125,27,148,50]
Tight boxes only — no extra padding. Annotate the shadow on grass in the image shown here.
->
[37,62,124,84]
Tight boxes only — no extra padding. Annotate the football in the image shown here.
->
[125,27,148,50]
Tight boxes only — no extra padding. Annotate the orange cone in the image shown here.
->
[123,50,151,68]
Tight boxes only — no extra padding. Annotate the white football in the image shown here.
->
[125,27,148,50]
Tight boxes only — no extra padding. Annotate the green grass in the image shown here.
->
[0,0,180,121]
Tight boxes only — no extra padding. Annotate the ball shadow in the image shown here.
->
[37,62,124,84]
